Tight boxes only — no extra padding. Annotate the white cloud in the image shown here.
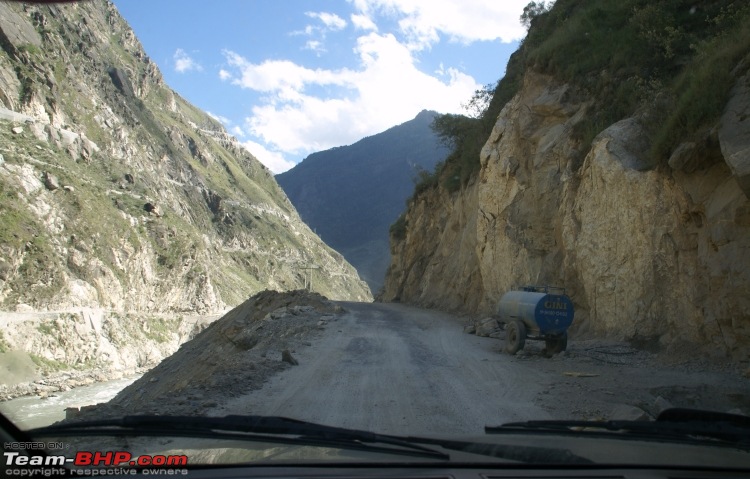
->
[305,11,347,31]
[231,126,245,138]
[293,11,348,55]
[351,13,378,31]
[173,48,203,73]
[223,50,352,95]
[304,40,326,55]
[218,69,232,81]
[217,1,532,168]
[240,140,296,174]
[352,0,529,49]
[223,32,480,155]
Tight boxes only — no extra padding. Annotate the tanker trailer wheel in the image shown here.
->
[544,332,568,357]
[505,320,526,355]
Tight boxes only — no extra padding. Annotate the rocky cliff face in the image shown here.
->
[0,0,370,386]
[383,69,750,359]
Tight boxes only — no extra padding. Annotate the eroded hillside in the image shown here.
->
[0,0,370,385]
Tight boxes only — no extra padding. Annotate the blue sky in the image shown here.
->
[112,0,528,173]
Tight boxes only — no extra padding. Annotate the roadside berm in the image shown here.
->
[69,290,343,420]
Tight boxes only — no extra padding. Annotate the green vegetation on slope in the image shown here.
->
[412,0,750,201]
[525,0,750,163]
[0,0,373,311]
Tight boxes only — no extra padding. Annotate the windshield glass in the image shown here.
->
[1,0,750,473]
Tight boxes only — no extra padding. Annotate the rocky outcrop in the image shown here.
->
[384,70,750,359]
[383,174,484,312]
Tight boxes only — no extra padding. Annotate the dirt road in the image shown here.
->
[214,301,548,435]
[209,301,750,436]
[53,293,749,434]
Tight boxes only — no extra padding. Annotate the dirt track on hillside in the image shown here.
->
[207,301,750,436]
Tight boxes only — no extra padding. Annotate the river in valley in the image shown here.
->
[0,376,140,430]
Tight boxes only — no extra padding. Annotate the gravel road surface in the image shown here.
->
[215,301,547,435]
[45,292,749,436]
[213,301,750,436]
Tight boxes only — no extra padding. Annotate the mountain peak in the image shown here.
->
[277,113,449,291]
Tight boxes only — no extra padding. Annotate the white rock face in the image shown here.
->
[384,71,750,358]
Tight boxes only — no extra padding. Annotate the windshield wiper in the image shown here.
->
[28,415,599,465]
[486,408,750,448]
[28,415,450,461]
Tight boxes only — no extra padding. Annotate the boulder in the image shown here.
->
[475,317,499,337]
[0,107,33,123]
[596,118,654,171]
[281,349,299,365]
[231,331,259,351]
[143,202,162,217]
[43,171,60,191]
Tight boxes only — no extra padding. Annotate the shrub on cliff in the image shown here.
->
[524,0,750,164]
[411,0,750,203]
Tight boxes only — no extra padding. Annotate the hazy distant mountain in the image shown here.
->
[277,110,449,292]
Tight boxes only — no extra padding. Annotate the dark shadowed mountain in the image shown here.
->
[276,110,449,292]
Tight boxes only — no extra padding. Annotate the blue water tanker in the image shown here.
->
[496,285,574,356]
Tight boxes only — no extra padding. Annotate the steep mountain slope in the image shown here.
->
[0,1,370,383]
[383,0,750,359]
[276,110,448,291]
